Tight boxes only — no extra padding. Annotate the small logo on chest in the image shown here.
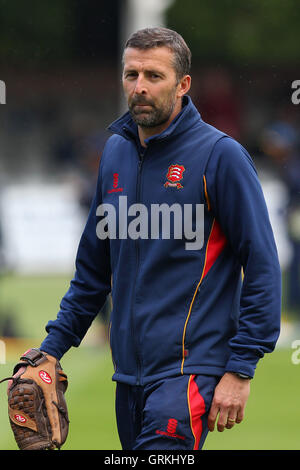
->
[164,164,185,189]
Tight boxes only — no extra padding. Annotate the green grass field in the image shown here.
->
[0,274,299,450]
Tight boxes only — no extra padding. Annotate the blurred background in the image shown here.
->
[0,0,299,450]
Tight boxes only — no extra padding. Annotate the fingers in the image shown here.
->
[207,372,250,432]
[225,415,237,430]
[216,409,238,432]
[208,404,243,432]
[225,410,245,429]
[207,402,219,432]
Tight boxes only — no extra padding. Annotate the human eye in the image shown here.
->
[124,70,137,79]
[150,72,161,79]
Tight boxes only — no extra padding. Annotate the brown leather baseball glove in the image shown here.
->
[0,348,69,450]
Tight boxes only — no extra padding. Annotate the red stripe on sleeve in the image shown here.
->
[203,219,227,278]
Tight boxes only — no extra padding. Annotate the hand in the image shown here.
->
[207,372,250,432]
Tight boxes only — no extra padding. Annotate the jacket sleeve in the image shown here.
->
[40,159,111,360]
[205,136,281,378]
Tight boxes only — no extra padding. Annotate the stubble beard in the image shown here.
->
[128,92,177,129]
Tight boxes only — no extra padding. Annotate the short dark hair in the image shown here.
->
[123,27,192,82]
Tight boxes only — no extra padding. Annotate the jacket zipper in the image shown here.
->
[130,150,146,385]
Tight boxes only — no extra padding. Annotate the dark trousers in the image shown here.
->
[115,374,219,450]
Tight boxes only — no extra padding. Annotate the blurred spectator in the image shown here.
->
[193,68,243,141]
[261,120,300,315]
[52,114,94,173]
[76,130,110,212]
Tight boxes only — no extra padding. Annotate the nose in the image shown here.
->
[134,75,147,95]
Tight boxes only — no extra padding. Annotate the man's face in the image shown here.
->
[122,46,182,129]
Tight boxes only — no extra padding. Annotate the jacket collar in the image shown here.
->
[108,95,202,146]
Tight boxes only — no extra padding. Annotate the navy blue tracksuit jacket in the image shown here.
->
[41,96,281,385]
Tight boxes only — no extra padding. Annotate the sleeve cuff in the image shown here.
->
[224,358,257,379]
[40,329,76,361]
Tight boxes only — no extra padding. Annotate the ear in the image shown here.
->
[177,75,191,97]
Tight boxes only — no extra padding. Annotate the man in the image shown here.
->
[24,28,282,450]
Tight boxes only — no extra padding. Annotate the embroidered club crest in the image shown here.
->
[164,164,185,189]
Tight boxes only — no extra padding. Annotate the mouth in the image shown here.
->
[134,103,152,108]
[130,97,154,107]
[131,103,153,116]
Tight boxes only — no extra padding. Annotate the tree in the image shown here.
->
[166,0,300,66]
